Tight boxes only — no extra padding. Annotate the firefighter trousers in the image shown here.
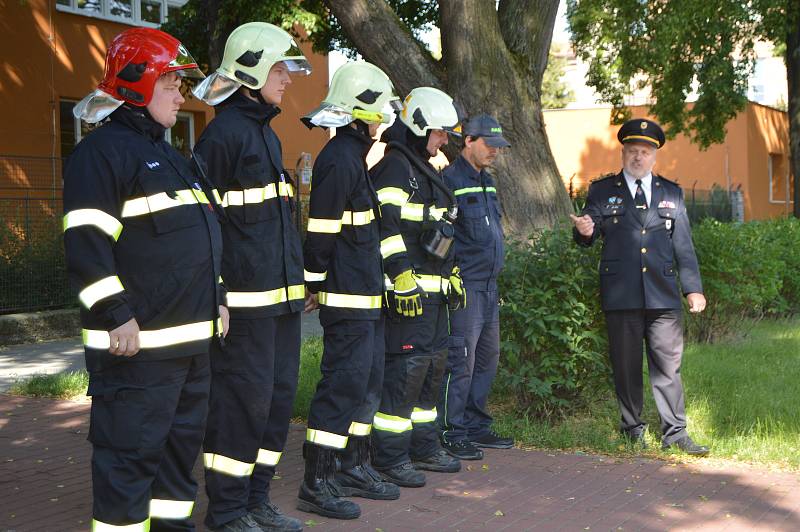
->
[88,353,210,532]
[306,316,385,449]
[372,302,449,469]
[203,313,301,529]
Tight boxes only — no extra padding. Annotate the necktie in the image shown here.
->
[635,178,647,220]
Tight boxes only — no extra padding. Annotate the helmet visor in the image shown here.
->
[192,71,241,106]
[280,43,312,75]
[165,43,206,80]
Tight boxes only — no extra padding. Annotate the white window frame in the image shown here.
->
[768,153,794,205]
[56,0,186,27]
[165,111,195,152]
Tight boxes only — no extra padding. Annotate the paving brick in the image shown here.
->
[2,393,800,531]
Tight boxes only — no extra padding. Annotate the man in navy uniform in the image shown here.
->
[438,114,514,460]
[570,118,710,456]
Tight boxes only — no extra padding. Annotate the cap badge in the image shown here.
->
[640,121,648,129]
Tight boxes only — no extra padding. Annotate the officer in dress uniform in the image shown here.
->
[570,118,710,456]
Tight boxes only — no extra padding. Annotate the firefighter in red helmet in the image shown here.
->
[63,28,227,531]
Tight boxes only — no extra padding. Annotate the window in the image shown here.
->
[769,153,794,204]
[60,99,196,158]
[56,0,187,27]
[165,112,195,159]
[59,99,94,158]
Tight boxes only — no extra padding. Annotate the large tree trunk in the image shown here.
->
[326,0,571,233]
[789,18,800,218]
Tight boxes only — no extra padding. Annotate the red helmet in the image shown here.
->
[74,28,205,123]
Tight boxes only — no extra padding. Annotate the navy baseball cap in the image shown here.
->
[462,114,511,148]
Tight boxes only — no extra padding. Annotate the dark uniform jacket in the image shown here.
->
[303,126,383,322]
[371,122,454,305]
[574,171,703,311]
[442,155,505,291]
[194,93,304,319]
[63,106,224,372]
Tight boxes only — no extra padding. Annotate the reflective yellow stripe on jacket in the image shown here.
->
[82,320,215,350]
[63,209,123,241]
[384,274,448,294]
[121,189,209,218]
[317,292,382,309]
[79,276,124,309]
[226,285,304,308]
[307,209,375,234]
[453,186,496,196]
[220,182,293,207]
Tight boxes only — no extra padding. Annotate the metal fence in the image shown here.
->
[685,183,742,224]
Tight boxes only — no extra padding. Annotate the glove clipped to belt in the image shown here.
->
[393,269,425,317]
[447,265,467,310]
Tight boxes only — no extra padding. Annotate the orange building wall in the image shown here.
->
[543,104,791,221]
[0,0,329,191]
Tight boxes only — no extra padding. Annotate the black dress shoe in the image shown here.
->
[662,435,710,456]
[470,430,514,449]
[623,429,648,448]
[441,439,484,460]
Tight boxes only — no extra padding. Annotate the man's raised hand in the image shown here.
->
[569,214,595,238]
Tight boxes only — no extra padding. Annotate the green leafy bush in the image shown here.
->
[759,217,800,316]
[0,215,73,313]
[496,226,609,419]
[687,219,785,342]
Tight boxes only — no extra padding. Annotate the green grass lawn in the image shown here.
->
[492,319,800,469]
[10,319,798,469]
[8,370,89,399]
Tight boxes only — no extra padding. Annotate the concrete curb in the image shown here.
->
[0,308,80,346]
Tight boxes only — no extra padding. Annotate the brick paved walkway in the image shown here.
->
[2,394,798,531]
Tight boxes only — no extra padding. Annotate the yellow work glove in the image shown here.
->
[393,270,425,317]
[447,266,467,310]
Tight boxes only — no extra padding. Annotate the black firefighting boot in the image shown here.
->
[297,442,361,520]
[335,436,400,500]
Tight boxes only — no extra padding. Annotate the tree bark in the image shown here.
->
[788,17,800,218]
[326,0,571,233]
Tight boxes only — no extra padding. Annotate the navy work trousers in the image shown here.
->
[438,288,501,443]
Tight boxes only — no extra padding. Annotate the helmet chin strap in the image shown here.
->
[249,88,268,106]
[353,119,372,138]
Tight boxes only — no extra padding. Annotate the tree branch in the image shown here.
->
[323,0,444,96]
[498,0,560,87]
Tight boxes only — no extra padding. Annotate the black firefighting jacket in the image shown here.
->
[194,92,304,318]
[371,121,454,305]
[303,125,383,322]
[63,105,224,372]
